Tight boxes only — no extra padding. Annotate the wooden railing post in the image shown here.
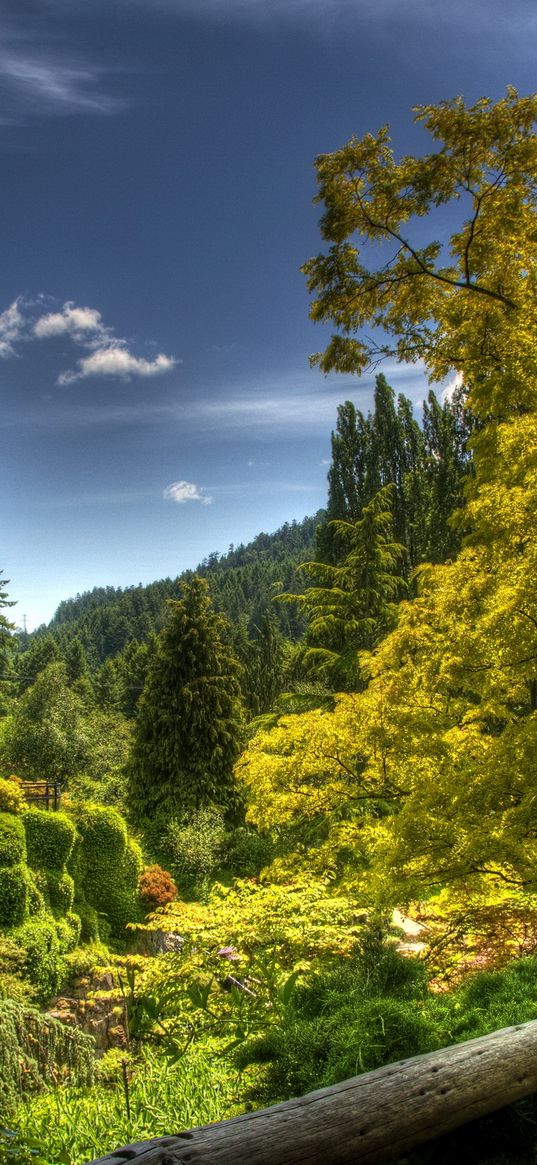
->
[86,1020,537,1165]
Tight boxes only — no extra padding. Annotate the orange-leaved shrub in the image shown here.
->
[138,864,177,910]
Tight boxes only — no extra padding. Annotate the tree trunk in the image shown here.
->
[87,1019,537,1165]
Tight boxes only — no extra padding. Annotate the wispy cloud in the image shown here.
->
[164,480,213,505]
[189,362,428,431]
[59,346,176,385]
[0,39,125,121]
[146,0,536,37]
[0,359,428,433]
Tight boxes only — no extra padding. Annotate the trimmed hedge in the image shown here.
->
[73,895,101,944]
[67,803,142,940]
[14,915,68,1001]
[45,869,75,917]
[0,863,28,928]
[55,910,82,953]
[26,869,46,920]
[0,813,26,868]
[23,807,76,872]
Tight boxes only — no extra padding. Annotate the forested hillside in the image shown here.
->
[1,91,536,1165]
[47,510,321,651]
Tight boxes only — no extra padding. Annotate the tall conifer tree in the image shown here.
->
[126,577,244,834]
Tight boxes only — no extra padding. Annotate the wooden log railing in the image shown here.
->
[88,1019,537,1165]
[22,779,61,810]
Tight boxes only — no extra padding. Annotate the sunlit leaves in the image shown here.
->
[303,89,537,401]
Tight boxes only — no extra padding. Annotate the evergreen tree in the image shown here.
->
[0,572,16,713]
[126,577,245,837]
[422,386,473,562]
[317,401,371,565]
[117,637,157,718]
[92,658,123,711]
[16,633,61,691]
[396,393,427,566]
[283,486,406,689]
[235,611,287,715]
[64,635,89,685]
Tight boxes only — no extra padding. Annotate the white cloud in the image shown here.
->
[0,295,177,384]
[34,302,106,340]
[440,370,464,403]
[0,297,26,357]
[58,345,176,384]
[163,480,213,505]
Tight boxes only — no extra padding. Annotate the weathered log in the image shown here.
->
[87,1019,537,1165]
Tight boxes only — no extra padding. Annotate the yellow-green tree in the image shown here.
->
[303,88,537,404]
[240,91,537,910]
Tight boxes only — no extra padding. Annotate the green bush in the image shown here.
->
[67,804,142,940]
[0,777,23,815]
[73,896,101,944]
[237,929,442,1103]
[224,825,274,876]
[14,916,67,1001]
[0,813,26,867]
[68,803,127,871]
[0,936,33,1003]
[45,870,75,917]
[105,836,142,934]
[450,957,537,1040]
[55,911,82,954]
[0,863,29,928]
[23,808,76,872]
[26,872,45,917]
[165,806,226,895]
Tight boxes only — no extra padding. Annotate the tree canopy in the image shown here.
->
[239,90,537,910]
[303,88,537,405]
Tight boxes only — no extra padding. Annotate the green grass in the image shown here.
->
[13,1046,240,1165]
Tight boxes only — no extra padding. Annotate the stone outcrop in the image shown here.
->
[48,970,127,1052]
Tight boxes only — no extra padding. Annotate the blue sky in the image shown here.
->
[1,0,535,628]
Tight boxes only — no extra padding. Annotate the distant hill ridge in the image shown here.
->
[44,511,324,665]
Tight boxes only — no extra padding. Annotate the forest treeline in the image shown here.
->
[5,374,470,727]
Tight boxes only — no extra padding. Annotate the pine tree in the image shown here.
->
[283,486,406,689]
[16,633,61,692]
[0,572,16,713]
[126,577,245,836]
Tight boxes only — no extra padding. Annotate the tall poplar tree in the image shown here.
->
[126,577,244,836]
[318,377,468,571]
